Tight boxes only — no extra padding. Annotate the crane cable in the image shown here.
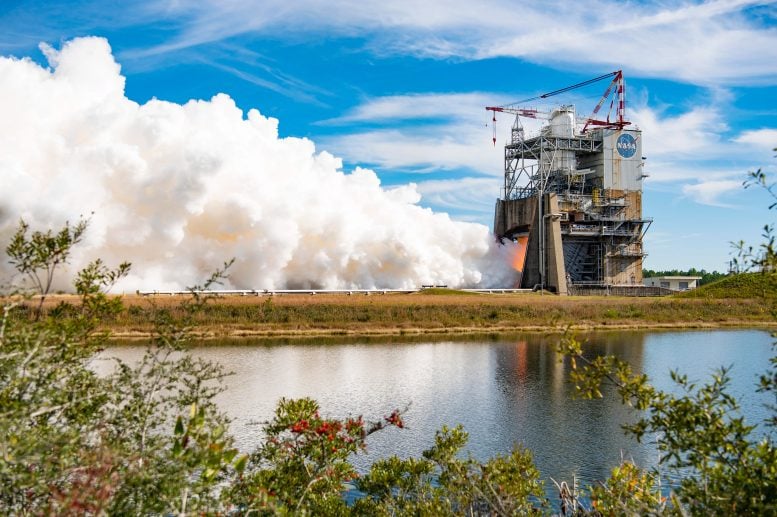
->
[489,70,621,144]
[501,71,619,108]
[492,110,497,146]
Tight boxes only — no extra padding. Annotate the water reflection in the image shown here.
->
[488,334,649,487]
[101,329,773,490]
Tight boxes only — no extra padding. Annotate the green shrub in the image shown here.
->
[2,211,776,514]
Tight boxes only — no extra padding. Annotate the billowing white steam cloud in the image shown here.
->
[0,37,516,291]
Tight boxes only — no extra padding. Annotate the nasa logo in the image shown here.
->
[616,133,637,158]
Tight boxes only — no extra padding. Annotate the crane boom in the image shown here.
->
[484,107,547,119]
[486,70,629,143]
[581,70,626,133]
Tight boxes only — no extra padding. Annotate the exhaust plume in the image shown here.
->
[0,37,516,291]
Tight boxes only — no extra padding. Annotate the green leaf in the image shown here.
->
[234,454,248,474]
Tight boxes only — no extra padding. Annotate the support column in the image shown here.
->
[544,193,568,295]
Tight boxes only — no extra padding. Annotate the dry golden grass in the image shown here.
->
[30,291,768,339]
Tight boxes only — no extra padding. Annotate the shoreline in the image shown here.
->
[108,321,777,341]
[12,292,775,342]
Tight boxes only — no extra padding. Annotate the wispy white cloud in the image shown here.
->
[320,93,494,124]
[318,93,551,219]
[734,128,777,150]
[204,60,328,106]
[122,42,331,105]
[415,177,500,221]
[681,180,743,206]
[479,0,777,85]
[643,163,741,183]
[130,0,777,86]
[626,101,748,202]
[631,105,728,159]
[321,127,502,173]
[318,92,527,174]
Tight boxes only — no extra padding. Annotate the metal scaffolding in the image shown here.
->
[492,111,651,288]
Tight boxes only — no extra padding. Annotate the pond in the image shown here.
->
[101,329,774,491]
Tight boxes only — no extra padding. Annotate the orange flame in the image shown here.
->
[511,235,529,272]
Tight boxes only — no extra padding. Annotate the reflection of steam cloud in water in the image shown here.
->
[0,37,516,291]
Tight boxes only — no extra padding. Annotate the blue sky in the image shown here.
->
[2,0,776,273]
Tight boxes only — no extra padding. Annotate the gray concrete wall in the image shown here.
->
[494,195,568,294]
[544,194,568,295]
[494,197,536,238]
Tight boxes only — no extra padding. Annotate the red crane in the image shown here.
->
[486,70,629,145]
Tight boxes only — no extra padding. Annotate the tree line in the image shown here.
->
[642,268,728,286]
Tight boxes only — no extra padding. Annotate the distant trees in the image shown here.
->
[642,268,728,286]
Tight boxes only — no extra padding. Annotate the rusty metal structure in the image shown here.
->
[489,71,651,294]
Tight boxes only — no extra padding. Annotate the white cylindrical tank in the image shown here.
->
[550,106,576,138]
[541,106,576,174]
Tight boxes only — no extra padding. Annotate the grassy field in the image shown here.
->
[91,291,776,339]
[13,274,774,339]
[677,272,777,299]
